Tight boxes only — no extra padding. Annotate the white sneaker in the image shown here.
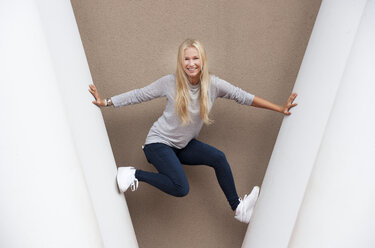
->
[234,186,260,223]
[117,167,139,193]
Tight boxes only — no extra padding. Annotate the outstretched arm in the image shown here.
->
[251,93,298,115]
[89,75,170,108]
[214,76,298,115]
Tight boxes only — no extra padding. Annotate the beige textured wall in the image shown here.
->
[71,1,321,247]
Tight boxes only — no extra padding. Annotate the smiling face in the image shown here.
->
[183,47,201,85]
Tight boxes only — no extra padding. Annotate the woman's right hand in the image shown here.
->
[89,84,106,107]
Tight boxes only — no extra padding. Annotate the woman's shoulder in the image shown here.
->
[209,74,228,87]
[163,73,175,80]
[209,74,219,85]
[210,74,218,81]
[156,73,174,81]
[159,73,176,85]
[151,74,175,88]
[209,74,220,97]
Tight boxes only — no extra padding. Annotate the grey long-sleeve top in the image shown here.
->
[111,74,254,149]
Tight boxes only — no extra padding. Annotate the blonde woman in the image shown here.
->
[89,39,297,223]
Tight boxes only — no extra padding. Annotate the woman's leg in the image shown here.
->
[135,143,189,197]
[176,139,240,211]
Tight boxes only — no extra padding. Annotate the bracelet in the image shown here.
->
[106,97,112,106]
[104,98,108,106]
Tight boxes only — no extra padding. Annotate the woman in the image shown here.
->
[89,39,297,224]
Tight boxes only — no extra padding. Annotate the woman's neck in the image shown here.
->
[188,76,200,85]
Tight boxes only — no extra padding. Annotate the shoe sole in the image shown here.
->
[116,168,124,194]
[245,186,260,213]
[241,187,260,224]
[245,207,254,223]
[251,186,260,204]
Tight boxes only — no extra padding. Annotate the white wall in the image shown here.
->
[0,0,138,247]
[289,0,375,247]
[34,1,139,247]
[0,1,103,247]
[242,0,370,247]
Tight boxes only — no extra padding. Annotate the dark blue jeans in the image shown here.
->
[135,139,240,211]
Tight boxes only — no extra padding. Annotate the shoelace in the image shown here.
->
[130,178,139,191]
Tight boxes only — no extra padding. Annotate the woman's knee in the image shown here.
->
[174,182,190,197]
[211,150,228,165]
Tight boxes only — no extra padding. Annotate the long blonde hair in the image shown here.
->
[175,39,212,125]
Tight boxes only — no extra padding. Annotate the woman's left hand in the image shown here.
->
[282,93,298,115]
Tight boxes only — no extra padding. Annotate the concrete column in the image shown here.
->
[0,1,103,247]
[242,0,367,247]
[289,1,375,247]
[34,1,139,247]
